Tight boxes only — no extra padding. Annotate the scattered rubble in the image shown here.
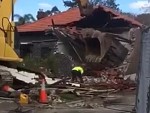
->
[0,59,136,109]
[51,27,141,76]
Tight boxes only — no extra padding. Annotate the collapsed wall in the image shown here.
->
[46,6,142,76]
[52,27,141,75]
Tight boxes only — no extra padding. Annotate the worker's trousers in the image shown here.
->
[71,70,83,83]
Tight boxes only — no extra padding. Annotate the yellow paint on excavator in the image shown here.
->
[76,0,93,16]
[0,0,22,62]
[78,0,89,7]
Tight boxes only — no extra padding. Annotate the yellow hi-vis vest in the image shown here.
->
[72,66,84,74]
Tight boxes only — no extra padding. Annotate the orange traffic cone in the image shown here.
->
[39,79,48,104]
[2,85,15,92]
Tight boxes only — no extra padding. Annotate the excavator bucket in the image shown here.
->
[0,0,22,62]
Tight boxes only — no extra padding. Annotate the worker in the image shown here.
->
[71,66,84,83]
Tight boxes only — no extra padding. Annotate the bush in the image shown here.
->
[18,54,58,74]
[18,53,73,77]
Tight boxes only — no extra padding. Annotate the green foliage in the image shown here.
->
[36,6,61,20]
[63,0,120,11]
[19,55,58,74]
[43,55,58,74]
[104,0,120,11]
[63,0,78,8]
[90,0,104,5]
[51,6,60,13]
[14,14,36,26]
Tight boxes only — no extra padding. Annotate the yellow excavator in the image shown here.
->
[0,0,22,62]
[0,0,39,87]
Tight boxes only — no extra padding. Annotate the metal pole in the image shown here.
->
[136,28,150,113]
[11,0,14,21]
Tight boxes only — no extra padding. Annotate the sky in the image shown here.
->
[14,0,150,18]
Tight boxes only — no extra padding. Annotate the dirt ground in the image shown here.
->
[0,90,135,113]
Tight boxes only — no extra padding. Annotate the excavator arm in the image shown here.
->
[76,0,94,16]
[0,0,22,62]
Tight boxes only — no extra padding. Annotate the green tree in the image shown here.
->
[36,9,47,20]
[63,0,120,11]
[14,14,36,26]
[51,6,61,14]
[90,0,104,5]
[104,0,120,11]
[63,0,78,8]
[36,6,61,20]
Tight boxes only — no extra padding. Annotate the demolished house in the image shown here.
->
[17,5,142,77]
[0,6,143,109]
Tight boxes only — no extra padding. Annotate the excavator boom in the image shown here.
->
[76,0,94,16]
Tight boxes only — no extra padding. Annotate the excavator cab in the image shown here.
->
[0,0,22,62]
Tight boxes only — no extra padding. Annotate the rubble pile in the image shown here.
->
[83,68,136,90]
[50,68,135,107]
[52,27,141,76]
[0,64,136,111]
[37,69,135,102]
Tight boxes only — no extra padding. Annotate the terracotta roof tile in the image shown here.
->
[17,8,81,32]
[17,6,142,32]
[96,5,142,27]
